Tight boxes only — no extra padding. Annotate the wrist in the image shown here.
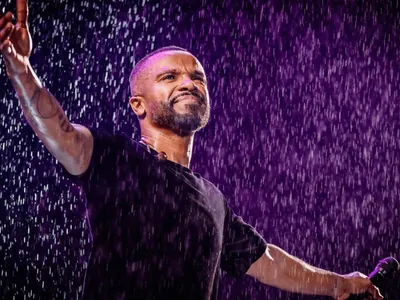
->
[6,57,30,80]
[8,61,32,87]
[8,68,27,81]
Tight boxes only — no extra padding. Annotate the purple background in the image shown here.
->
[1,0,399,299]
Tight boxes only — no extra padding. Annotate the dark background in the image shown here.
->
[1,0,399,299]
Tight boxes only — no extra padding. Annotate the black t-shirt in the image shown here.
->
[64,128,267,300]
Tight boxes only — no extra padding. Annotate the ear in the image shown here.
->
[129,96,146,120]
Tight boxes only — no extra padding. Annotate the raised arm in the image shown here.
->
[1,0,93,175]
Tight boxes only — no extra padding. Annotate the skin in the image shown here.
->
[247,246,383,299]
[0,1,383,299]
[0,0,93,176]
[129,50,210,167]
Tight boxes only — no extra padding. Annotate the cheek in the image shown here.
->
[147,98,170,116]
[144,88,169,107]
[161,82,174,93]
[153,86,174,103]
[202,88,210,103]
[147,100,162,114]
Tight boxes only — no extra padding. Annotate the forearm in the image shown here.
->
[10,62,83,166]
[264,245,341,297]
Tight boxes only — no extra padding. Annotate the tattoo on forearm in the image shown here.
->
[35,88,59,119]
[28,86,74,133]
[58,110,74,133]
[16,69,75,133]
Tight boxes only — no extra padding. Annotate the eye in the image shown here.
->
[194,77,206,84]
[162,74,176,81]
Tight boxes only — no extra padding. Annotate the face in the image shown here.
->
[131,51,210,137]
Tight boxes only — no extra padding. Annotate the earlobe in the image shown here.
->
[129,96,146,120]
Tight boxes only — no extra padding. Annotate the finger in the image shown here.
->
[16,0,28,28]
[368,285,383,299]
[0,12,14,30]
[0,39,9,52]
[0,39,14,56]
[0,23,14,42]
[338,293,350,300]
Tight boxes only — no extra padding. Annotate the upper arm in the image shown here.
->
[245,244,293,287]
[60,123,94,176]
[246,246,275,281]
[221,201,268,277]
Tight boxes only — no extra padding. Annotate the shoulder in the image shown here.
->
[88,128,139,151]
[199,175,225,196]
[90,128,132,145]
[83,127,149,168]
[197,176,230,210]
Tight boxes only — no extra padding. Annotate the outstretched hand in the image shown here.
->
[335,272,383,300]
[0,0,32,76]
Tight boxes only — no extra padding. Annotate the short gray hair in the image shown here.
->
[129,46,189,96]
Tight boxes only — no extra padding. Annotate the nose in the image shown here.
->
[178,75,198,92]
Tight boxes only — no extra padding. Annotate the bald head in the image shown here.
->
[129,46,189,96]
[128,47,210,136]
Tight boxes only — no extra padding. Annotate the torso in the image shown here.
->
[81,138,226,300]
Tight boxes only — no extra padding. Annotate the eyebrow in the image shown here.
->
[192,70,206,79]
[155,69,179,79]
[155,69,206,81]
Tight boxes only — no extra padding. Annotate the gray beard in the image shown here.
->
[151,101,210,137]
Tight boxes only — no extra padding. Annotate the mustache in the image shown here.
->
[170,91,205,104]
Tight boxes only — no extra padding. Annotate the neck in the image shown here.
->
[140,126,195,168]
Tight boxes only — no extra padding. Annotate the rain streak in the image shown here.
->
[0,0,399,299]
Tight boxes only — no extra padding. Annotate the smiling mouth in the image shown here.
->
[176,95,201,103]
[172,92,205,105]
[173,93,203,105]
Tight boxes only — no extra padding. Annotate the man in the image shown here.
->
[0,1,382,299]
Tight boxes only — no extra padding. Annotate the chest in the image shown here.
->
[88,155,226,260]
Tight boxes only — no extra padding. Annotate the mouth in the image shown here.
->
[176,95,201,104]
[171,92,204,105]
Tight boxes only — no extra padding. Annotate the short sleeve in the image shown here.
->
[59,127,130,185]
[220,201,268,277]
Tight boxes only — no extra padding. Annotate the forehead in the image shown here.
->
[144,51,205,76]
